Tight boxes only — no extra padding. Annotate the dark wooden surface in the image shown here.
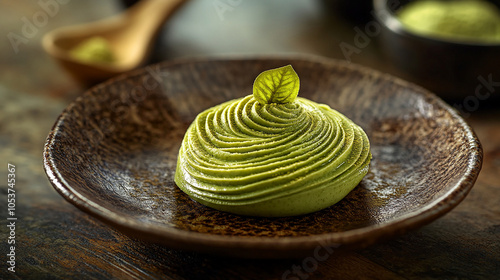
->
[1,0,499,279]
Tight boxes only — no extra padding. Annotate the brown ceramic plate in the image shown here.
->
[43,57,482,258]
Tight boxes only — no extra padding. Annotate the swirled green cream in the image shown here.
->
[174,65,371,217]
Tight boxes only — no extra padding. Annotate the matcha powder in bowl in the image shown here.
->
[397,0,500,43]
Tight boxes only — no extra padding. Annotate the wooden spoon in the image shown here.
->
[42,0,187,85]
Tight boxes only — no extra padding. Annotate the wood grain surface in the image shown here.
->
[1,0,499,279]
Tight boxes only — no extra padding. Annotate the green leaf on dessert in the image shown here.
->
[253,65,300,105]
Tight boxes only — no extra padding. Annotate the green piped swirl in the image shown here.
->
[175,95,371,217]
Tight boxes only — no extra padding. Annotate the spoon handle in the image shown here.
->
[128,0,188,36]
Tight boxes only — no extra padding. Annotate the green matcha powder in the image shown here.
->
[397,0,500,43]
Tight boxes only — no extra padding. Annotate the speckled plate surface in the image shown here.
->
[43,57,482,258]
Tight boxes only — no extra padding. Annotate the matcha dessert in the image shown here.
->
[174,65,371,217]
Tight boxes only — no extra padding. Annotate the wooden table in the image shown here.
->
[1,1,499,279]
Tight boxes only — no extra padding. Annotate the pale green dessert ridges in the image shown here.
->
[174,65,371,217]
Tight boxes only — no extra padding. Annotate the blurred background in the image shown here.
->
[4,0,500,102]
[1,0,390,98]
[1,0,499,279]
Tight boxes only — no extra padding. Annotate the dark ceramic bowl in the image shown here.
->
[43,56,482,258]
[373,0,500,100]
